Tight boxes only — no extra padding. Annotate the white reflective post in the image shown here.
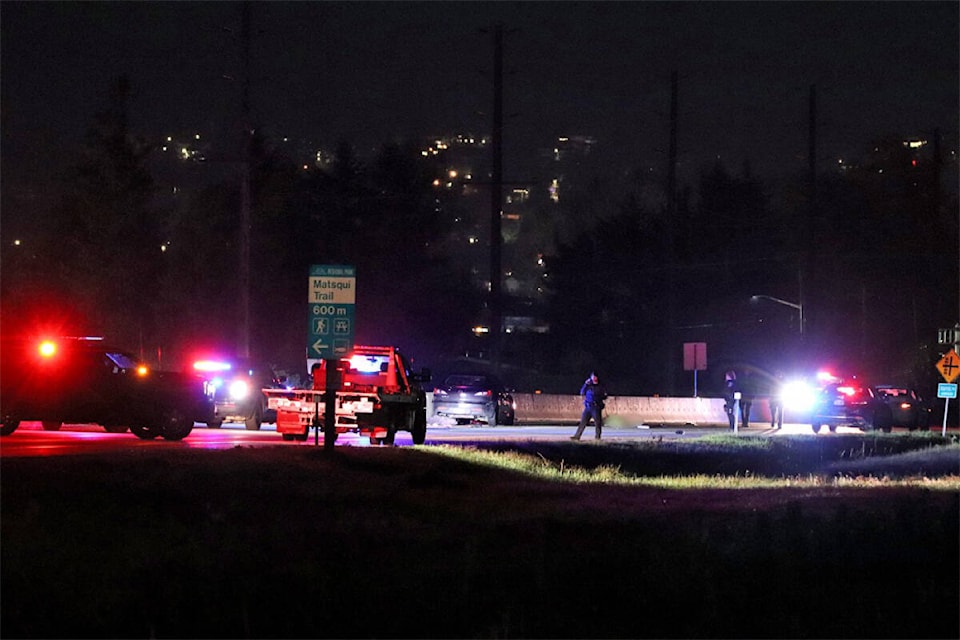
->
[733,391,741,434]
[943,397,950,438]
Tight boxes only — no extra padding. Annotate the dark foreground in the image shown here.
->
[1,436,958,639]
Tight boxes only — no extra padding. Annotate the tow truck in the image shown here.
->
[0,335,213,440]
[263,345,430,445]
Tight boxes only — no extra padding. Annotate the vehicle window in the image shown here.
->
[105,351,139,371]
[349,355,389,375]
[446,375,485,386]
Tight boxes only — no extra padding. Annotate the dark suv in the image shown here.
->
[809,380,932,433]
[0,336,213,440]
[810,381,872,433]
[867,384,932,431]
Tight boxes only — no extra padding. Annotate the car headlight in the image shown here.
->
[228,379,250,400]
[782,380,817,412]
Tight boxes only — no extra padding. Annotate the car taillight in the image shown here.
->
[475,390,492,398]
[837,385,858,397]
[900,402,912,410]
[136,365,149,377]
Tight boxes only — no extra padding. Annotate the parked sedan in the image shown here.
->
[868,384,932,431]
[432,374,515,425]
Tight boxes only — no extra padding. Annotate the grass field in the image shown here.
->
[2,433,958,639]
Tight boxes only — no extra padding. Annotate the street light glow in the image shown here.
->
[751,294,804,336]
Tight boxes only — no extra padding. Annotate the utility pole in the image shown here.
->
[665,70,679,395]
[802,84,817,357]
[489,22,504,374]
[238,0,252,361]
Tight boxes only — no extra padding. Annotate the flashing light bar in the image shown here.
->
[193,360,233,373]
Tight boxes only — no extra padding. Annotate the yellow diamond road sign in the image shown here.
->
[936,349,960,383]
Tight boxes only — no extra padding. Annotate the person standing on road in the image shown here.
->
[571,371,607,441]
[723,370,738,430]
[739,369,755,428]
[769,370,785,429]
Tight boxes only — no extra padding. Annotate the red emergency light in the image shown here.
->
[38,340,57,358]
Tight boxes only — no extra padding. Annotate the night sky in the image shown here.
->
[2,1,958,193]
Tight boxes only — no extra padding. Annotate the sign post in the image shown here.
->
[935,349,959,438]
[307,265,356,449]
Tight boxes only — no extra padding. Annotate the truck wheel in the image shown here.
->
[130,424,159,440]
[828,423,838,433]
[485,405,498,426]
[0,415,21,436]
[383,426,397,445]
[411,410,427,445]
[207,418,224,429]
[42,421,62,431]
[244,401,263,430]
[811,422,822,434]
[161,410,194,441]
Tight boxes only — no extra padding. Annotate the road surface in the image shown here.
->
[0,419,883,458]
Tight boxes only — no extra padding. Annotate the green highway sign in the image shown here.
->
[307,264,356,359]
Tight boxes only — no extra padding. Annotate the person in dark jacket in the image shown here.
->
[769,370,785,429]
[571,372,607,441]
[723,370,738,430]
[739,369,755,428]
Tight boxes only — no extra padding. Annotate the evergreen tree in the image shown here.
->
[49,75,159,349]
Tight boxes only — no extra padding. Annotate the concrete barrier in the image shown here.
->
[513,394,735,425]
[427,393,772,426]
[515,394,775,426]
